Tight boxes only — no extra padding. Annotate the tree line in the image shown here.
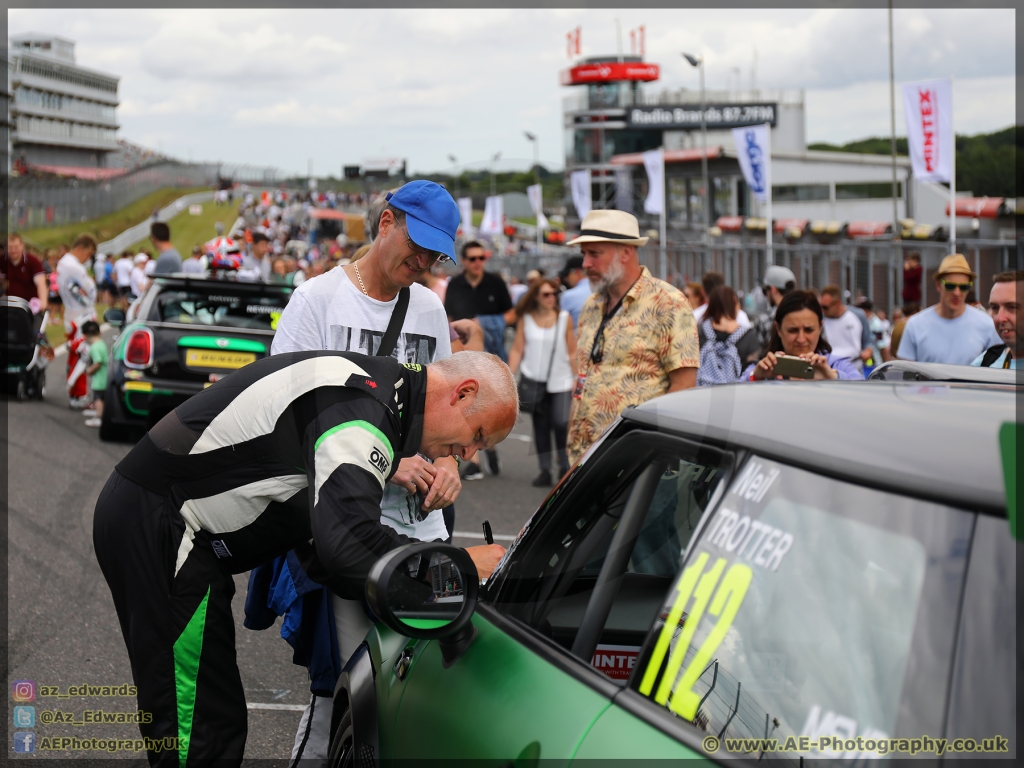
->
[808,126,1016,199]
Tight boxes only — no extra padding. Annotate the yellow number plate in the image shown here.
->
[185,349,256,370]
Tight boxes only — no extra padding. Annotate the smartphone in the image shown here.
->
[772,354,815,379]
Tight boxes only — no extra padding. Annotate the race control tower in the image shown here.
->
[561,55,662,212]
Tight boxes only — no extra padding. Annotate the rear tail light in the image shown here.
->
[124,328,154,368]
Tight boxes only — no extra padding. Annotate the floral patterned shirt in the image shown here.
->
[567,267,699,463]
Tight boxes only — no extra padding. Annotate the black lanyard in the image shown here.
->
[589,276,641,365]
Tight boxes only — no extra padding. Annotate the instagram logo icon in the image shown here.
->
[12,681,35,703]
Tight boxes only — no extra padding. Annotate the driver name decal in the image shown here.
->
[703,509,794,572]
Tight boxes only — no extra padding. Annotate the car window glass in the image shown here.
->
[943,514,1017,758]
[493,435,726,683]
[154,289,289,330]
[634,456,972,761]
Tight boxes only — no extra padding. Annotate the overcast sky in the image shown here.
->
[10,8,1016,176]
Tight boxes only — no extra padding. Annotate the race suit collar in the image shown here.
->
[397,365,426,458]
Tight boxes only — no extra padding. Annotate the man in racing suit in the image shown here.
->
[93,350,515,766]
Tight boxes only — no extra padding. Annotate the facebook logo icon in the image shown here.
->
[13,731,35,753]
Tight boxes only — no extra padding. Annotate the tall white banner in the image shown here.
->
[570,169,592,219]
[641,148,664,215]
[457,197,474,236]
[526,183,549,229]
[479,195,504,235]
[732,125,771,203]
[901,78,953,183]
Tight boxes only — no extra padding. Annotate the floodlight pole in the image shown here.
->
[448,154,460,199]
[888,1,899,242]
[699,57,709,243]
[525,132,542,253]
[683,53,711,244]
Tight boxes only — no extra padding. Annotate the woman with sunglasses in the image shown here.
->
[508,279,578,486]
[744,290,864,381]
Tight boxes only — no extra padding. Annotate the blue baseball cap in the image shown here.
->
[385,180,460,263]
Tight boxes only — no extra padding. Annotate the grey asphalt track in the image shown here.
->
[6,340,550,759]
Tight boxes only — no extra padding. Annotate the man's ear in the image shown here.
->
[449,378,480,407]
[378,208,394,239]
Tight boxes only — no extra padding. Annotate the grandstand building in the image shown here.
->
[8,33,120,170]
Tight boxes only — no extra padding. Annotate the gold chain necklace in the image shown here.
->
[352,262,369,296]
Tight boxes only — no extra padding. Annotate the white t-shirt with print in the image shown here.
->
[272,265,453,542]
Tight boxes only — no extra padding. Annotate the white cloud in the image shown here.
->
[9,8,1015,176]
[806,75,1015,144]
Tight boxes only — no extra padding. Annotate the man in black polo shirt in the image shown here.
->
[445,241,515,477]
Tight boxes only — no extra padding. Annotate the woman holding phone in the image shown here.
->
[744,290,864,381]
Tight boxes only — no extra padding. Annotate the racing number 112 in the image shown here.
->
[638,552,753,721]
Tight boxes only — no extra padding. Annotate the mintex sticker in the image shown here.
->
[591,644,641,681]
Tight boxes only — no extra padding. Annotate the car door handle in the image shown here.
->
[393,647,415,681]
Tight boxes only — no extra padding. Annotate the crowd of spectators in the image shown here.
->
[3,185,1018,444]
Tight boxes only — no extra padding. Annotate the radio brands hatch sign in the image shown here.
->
[627,103,777,130]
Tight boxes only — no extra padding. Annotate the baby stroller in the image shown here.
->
[2,296,52,401]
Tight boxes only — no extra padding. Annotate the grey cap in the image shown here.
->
[763,265,796,290]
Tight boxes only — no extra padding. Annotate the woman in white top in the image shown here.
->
[508,279,578,486]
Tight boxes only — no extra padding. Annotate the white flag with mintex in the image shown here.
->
[642,148,664,215]
[902,78,953,183]
[480,195,503,235]
[570,169,592,219]
[457,197,474,236]
[526,183,549,230]
[732,125,771,202]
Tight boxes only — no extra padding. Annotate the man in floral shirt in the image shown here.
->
[566,210,699,464]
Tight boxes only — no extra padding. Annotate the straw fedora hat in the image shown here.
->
[934,253,977,281]
[567,210,649,247]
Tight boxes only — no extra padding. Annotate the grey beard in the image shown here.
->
[588,258,625,296]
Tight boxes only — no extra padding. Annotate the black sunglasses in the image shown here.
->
[940,280,973,293]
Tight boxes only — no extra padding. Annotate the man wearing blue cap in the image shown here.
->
[270,180,469,761]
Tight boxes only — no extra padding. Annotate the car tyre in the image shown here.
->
[327,699,356,768]
[99,387,129,442]
[327,644,378,768]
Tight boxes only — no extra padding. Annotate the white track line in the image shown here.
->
[247,703,306,712]
[452,531,517,541]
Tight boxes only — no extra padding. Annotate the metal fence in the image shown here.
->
[639,238,1022,316]
[7,161,282,230]
[473,237,1021,317]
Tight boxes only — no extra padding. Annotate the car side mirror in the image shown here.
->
[103,308,126,328]
[365,542,479,668]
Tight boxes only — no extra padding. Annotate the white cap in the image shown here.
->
[763,265,796,290]
[134,253,148,264]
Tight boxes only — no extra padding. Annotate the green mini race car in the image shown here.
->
[329,373,1018,765]
[101,274,291,441]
